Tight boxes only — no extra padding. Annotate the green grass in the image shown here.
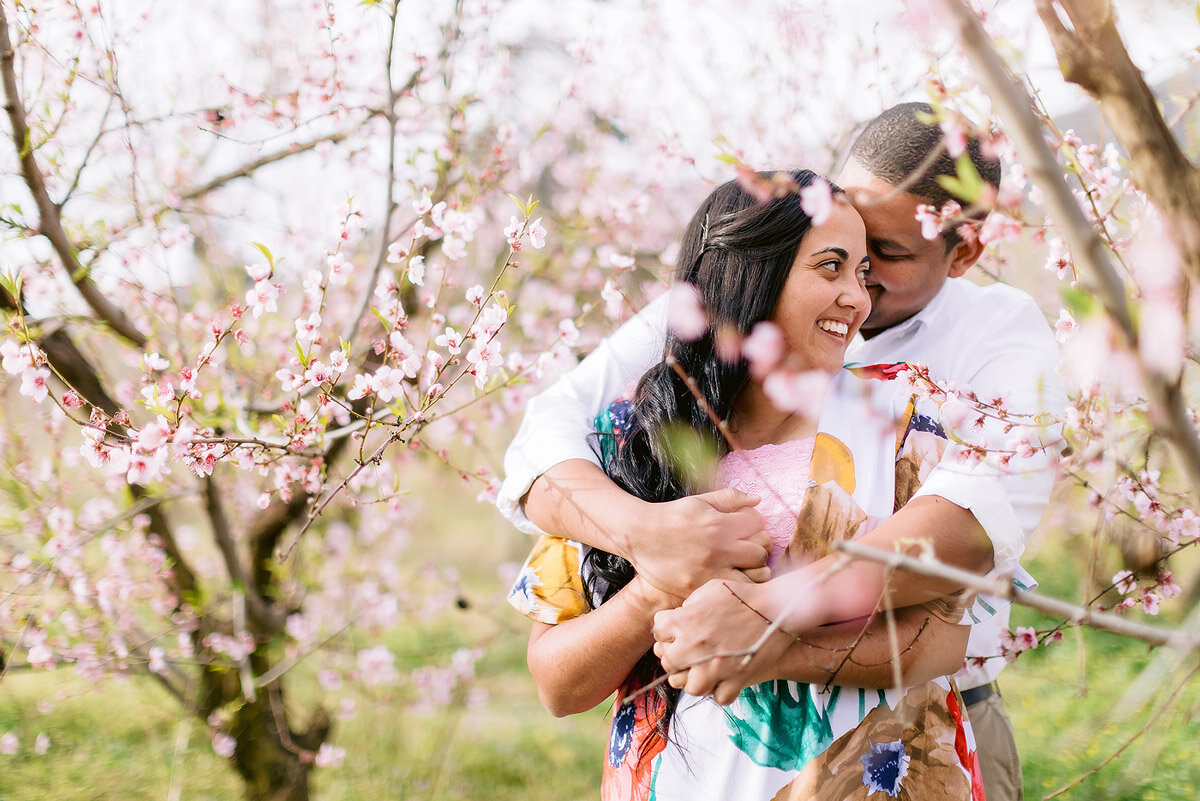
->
[0,629,608,801]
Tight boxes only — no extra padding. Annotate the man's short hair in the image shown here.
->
[849,102,1001,247]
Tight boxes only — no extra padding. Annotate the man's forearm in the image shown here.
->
[522,459,644,559]
[764,495,993,632]
[767,610,969,689]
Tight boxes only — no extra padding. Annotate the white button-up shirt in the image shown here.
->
[498,276,1064,688]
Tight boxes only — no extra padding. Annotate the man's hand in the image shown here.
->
[632,488,772,598]
[651,578,794,705]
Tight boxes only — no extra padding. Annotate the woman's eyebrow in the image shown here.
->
[810,247,849,259]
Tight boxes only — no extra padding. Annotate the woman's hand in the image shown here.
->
[651,578,796,705]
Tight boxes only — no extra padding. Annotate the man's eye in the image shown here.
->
[874,252,908,262]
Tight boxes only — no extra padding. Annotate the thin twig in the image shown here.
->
[834,540,1200,652]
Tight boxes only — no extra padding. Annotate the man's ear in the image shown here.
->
[947,235,985,278]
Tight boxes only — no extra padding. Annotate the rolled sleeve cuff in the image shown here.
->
[910,460,1024,577]
[496,439,601,535]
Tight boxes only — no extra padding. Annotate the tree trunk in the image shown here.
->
[231,690,330,801]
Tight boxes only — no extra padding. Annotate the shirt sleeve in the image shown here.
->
[506,535,592,624]
[910,297,1065,576]
[496,294,668,534]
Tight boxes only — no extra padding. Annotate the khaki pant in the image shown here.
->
[967,692,1023,801]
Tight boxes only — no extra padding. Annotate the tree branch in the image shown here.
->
[0,5,149,348]
[941,0,1134,340]
[835,540,1200,652]
[1037,0,1200,280]
[943,0,1200,504]
[175,121,370,207]
[203,474,286,633]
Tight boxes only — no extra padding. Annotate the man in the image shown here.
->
[499,102,1062,801]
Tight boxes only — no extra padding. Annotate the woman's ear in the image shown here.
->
[947,235,985,278]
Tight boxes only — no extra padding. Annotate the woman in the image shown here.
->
[507,170,986,800]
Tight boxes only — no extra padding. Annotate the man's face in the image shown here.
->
[835,158,966,339]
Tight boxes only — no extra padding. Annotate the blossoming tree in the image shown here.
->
[2,0,1200,798]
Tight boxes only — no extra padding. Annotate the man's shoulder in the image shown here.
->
[941,277,1041,315]
[928,278,1049,336]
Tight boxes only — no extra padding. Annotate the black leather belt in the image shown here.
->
[960,681,998,707]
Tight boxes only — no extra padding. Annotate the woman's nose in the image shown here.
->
[839,272,869,310]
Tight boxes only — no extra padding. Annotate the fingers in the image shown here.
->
[713,679,742,706]
[738,566,772,583]
[727,530,771,571]
[700,487,761,513]
[651,608,676,644]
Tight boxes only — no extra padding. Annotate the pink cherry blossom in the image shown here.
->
[1,339,37,375]
[0,733,18,755]
[435,326,463,355]
[940,118,967,158]
[356,644,398,686]
[315,743,345,768]
[295,312,322,345]
[762,369,830,415]
[212,733,236,758]
[557,319,580,347]
[244,262,270,281]
[245,279,280,318]
[407,255,426,286]
[1054,309,1077,343]
[799,178,833,226]
[666,283,707,342]
[326,252,353,286]
[527,217,547,249]
[915,204,941,241]
[137,418,172,452]
[742,321,783,378]
[386,241,408,264]
[20,367,50,403]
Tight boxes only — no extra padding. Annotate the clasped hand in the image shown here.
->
[652,578,796,706]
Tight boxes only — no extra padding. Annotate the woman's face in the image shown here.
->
[771,199,871,374]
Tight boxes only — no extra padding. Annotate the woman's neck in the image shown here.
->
[729,380,818,451]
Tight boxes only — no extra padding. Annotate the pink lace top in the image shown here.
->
[715,436,816,570]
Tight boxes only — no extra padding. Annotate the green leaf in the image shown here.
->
[714,152,741,166]
[657,423,720,491]
[0,269,23,301]
[370,306,392,332]
[1060,284,1094,317]
[251,242,275,270]
[936,154,986,204]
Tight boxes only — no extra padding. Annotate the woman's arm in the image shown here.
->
[527,576,680,717]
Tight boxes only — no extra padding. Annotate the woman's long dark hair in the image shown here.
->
[585,169,839,753]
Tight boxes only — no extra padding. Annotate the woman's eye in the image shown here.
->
[818,259,840,273]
